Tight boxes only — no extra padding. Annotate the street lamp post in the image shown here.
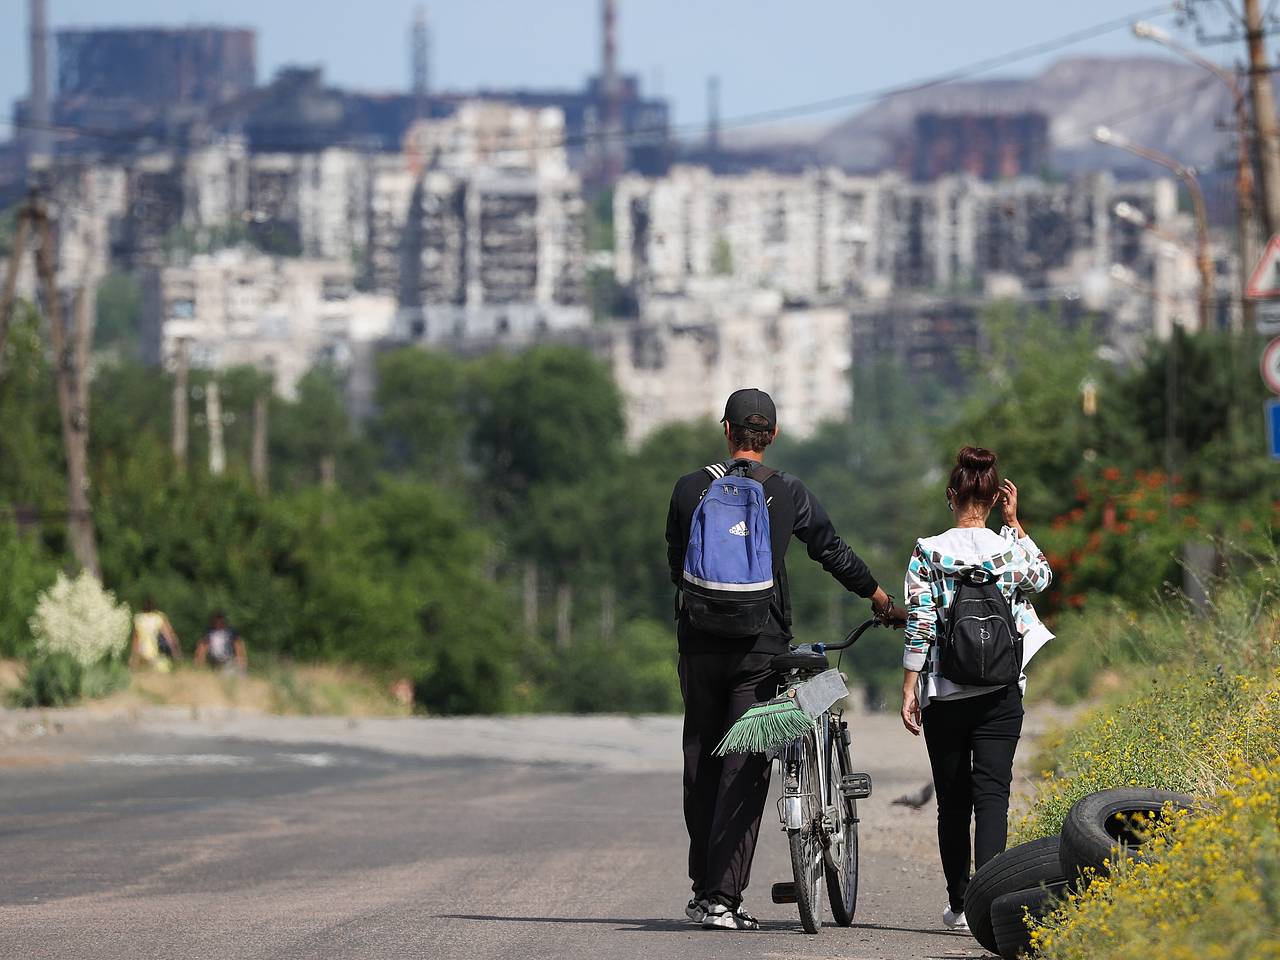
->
[1094,125,1213,332]
[1133,20,1255,331]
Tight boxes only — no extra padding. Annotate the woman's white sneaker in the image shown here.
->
[943,906,969,931]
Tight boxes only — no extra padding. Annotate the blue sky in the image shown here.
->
[2,1,1206,136]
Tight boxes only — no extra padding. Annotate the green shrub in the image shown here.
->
[80,660,130,700]
[9,652,83,707]
[1018,576,1280,841]
[547,619,682,714]
[0,521,59,660]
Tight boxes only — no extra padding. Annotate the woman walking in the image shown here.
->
[899,446,1053,932]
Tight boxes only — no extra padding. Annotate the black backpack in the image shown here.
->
[936,571,1022,687]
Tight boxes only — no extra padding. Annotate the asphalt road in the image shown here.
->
[0,707,1019,960]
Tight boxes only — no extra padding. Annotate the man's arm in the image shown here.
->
[665,482,684,586]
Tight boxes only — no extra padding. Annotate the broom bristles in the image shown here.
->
[713,697,811,756]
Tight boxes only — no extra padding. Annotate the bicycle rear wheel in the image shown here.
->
[825,720,859,926]
[787,730,824,934]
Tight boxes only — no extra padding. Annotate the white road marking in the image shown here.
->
[87,753,253,767]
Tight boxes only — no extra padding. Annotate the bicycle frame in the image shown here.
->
[776,618,881,838]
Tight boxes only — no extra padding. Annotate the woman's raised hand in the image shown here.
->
[1000,479,1018,525]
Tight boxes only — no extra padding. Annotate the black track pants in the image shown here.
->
[921,684,1024,913]
[678,650,777,909]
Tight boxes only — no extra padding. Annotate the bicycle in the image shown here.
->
[768,618,882,934]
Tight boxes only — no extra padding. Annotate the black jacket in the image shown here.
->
[665,459,878,654]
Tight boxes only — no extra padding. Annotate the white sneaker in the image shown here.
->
[702,904,760,930]
[685,899,709,923]
[943,906,968,931]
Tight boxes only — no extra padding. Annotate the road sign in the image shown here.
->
[1259,301,1280,335]
[1247,235,1280,299]
[1263,338,1280,395]
[1268,399,1280,460]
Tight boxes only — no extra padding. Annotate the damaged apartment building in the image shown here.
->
[48,102,588,385]
[614,165,1181,303]
[390,102,588,344]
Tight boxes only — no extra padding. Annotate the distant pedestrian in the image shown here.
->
[899,446,1054,933]
[195,611,248,674]
[130,598,181,672]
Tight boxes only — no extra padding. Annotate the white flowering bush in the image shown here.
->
[28,571,132,667]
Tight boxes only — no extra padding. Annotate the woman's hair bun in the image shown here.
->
[957,446,997,471]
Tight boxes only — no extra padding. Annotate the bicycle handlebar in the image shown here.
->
[811,617,882,655]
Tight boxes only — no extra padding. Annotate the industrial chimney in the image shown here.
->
[29,0,52,163]
[411,6,430,121]
[599,0,624,184]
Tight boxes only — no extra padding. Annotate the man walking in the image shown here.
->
[666,388,903,929]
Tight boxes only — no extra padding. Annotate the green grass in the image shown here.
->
[1012,571,1280,957]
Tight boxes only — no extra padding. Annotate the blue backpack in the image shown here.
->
[681,461,777,638]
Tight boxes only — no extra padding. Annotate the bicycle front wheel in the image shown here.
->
[787,730,824,934]
[825,720,859,926]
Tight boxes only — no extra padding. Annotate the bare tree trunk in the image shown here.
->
[523,562,539,637]
[1246,0,1280,236]
[319,453,336,490]
[206,379,225,476]
[0,202,32,371]
[555,583,572,650]
[600,583,616,643]
[251,392,268,494]
[34,205,99,577]
[171,337,189,470]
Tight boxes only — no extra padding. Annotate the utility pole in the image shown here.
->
[0,198,32,366]
[1245,0,1280,237]
[251,391,268,494]
[32,195,100,576]
[206,379,226,476]
[171,338,189,469]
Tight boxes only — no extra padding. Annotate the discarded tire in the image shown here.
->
[964,835,1066,955]
[1060,788,1194,888]
[990,881,1068,959]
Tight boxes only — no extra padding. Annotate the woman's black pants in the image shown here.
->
[921,684,1023,913]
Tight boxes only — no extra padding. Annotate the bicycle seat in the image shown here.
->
[770,647,829,674]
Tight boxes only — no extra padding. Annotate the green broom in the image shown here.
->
[713,689,811,756]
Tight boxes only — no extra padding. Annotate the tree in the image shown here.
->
[269,366,364,491]
[468,346,626,512]
[94,273,143,360]
[943,305,1105,521]
[370,347,469,479]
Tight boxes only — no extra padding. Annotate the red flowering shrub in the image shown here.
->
[1037,467,1270,610]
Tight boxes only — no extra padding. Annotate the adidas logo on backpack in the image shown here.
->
[681,461,776,638]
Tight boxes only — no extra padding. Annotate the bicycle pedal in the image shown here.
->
[771,881,797,904]
[841,772,873,799]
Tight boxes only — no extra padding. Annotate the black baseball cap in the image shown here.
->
[721,388,777,431]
